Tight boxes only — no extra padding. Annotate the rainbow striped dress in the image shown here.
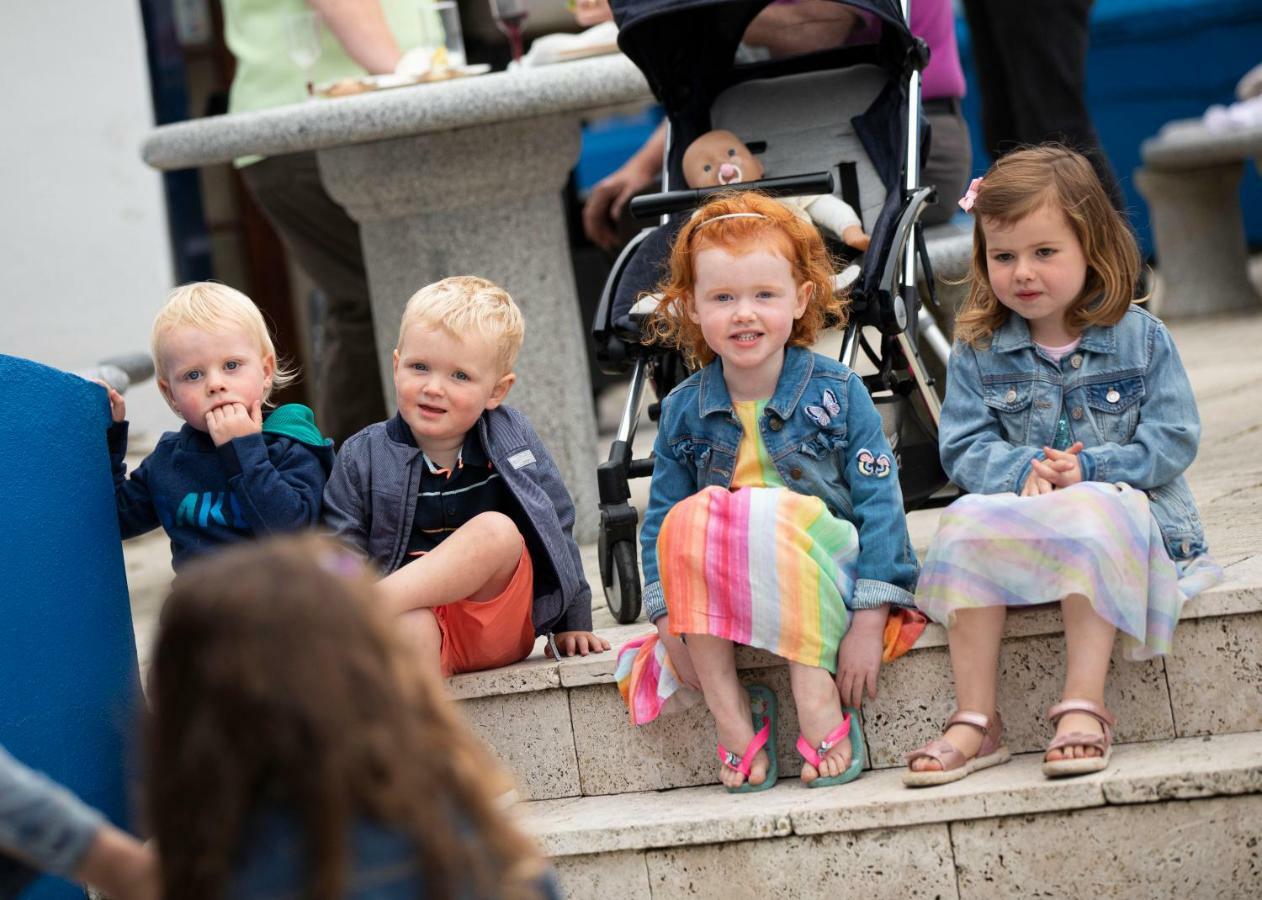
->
[656,400,860,671]
[916,482,1222,660]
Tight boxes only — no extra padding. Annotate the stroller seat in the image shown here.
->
[593,0,952,624]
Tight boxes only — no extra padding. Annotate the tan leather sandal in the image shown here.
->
[903,710,1012,788]
[1042,699,1116,777]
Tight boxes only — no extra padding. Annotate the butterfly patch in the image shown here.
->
[856,448,892,478]
[804,389,842,428]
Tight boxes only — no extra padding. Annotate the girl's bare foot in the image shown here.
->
[713,693,769,789]
[792,664,851,784]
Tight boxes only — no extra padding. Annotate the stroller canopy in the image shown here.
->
[612,0,919,118]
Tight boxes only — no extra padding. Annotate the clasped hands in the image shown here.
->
[1021,440,1085,496]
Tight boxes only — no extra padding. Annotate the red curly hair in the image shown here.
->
[645,191,847,369]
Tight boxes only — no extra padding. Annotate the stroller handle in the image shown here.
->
[628,172,836,221]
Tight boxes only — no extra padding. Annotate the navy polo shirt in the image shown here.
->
[402,427,511,558]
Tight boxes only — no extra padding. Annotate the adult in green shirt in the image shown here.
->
[223,0,425,445]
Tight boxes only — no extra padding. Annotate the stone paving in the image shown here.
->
[119,299,1262,675]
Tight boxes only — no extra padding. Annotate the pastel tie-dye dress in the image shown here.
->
[656,399,861,669]
[916,482,1222,660]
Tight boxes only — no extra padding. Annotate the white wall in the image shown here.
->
[1,3,177,438]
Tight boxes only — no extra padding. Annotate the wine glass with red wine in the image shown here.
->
[489,0,529,65]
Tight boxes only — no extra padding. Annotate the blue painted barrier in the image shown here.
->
[0,355,141,899]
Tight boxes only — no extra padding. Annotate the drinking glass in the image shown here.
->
[488,0,529,65]
[420,1,467,69]
[285,10,323,95]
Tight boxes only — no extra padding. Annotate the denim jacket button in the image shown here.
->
[1181,540,1191,555]
[789,466,803,480]
[768,417,783,431]
[1070,354,1083,368]
[1071,407,1084,420]
[1004,388,1017,403]
[1106,389,1120,404]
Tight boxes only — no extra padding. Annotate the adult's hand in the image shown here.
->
[582,122,666,250]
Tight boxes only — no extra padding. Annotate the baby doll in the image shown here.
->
[682,129,871,251]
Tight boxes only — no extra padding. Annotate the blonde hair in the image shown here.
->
[151,282,296,399]
[397,276,525,375]
[645,191,846,370]
[955,144,1142,347]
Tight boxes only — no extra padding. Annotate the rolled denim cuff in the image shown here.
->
[643,580,667,623]
[1015,458,1035,493]
[1079,449,1098,482]
[851,578,915,610]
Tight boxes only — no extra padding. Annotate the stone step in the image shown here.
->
[452,555,1262,801]
[520,730,1262,900]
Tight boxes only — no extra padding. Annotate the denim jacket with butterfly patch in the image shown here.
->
[640,347,920,623]
[939,305,1208,561]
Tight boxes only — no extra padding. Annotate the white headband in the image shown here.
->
[694,212,770,230]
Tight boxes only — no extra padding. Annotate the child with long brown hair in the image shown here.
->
[905,145,1221,786]
[620,191,919,793]
[145,534,557,900]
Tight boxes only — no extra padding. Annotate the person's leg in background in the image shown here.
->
[920,100,972,227]
[962,0,1125,212]
[241,151,386,445]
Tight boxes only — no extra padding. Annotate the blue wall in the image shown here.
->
[956,0,1262,255]
[0,356,141,899]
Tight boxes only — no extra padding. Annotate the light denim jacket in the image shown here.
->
[939,305,1207,560]
[641,347,920,622]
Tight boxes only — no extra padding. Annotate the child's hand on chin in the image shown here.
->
[546,630,612,658]
[655,616,702,690]
[835,606,887,708]
[206,401,263,446]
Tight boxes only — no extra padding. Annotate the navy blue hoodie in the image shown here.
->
[109,404,334,568]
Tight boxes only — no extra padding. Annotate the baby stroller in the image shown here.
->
[592,0,953,623]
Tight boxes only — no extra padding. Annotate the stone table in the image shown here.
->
[142,54,654,540]
[1136,117,1262,319]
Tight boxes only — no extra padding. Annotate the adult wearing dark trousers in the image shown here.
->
[224,0,425,445]
[962,0,1125,211]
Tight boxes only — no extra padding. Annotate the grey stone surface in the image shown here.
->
[141,55,652,170]
[1166,612,1262,737]
[952,794,1262,899]
[552,850,651,900]
[318,115,599,539]
[644,825,958,900]
[1141,117,1262,170]
[863,632,1174,769]
[446,652,559,701]
[460,686,580,801]
[1136,164,1262,318]
[518,732,1262,859]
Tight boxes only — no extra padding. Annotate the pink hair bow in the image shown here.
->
[958,177,983,212]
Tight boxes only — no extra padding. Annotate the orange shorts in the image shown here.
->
[434,543,535,677]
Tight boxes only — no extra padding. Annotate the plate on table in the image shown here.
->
[315,65,492,98]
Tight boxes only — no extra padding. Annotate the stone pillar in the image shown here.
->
[1135,163,1262,319]
[318,115,598,540]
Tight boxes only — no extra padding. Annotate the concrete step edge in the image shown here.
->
[514,730,1262,858]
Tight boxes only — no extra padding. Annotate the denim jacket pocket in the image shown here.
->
[982,381,1034,444]
[1083,375,1145,444]
[672,437,729,485]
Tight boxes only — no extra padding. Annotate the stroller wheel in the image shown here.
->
[602,540,642,624]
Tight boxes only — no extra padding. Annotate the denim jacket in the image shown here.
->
[939,305,1207,560]
[641,347,920,622]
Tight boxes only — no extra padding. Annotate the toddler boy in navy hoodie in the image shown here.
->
[105,282,332,567]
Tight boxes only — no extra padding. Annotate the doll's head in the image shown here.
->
[955,144,1141,347]
[682,130,765,187]
[646,191,846,369]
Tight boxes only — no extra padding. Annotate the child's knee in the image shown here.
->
[465,511,523,559]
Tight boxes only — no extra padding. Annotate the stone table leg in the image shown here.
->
[318,115,598,541]
[1135,163,1262,319]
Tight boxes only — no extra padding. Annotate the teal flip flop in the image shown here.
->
[797,705,866,788]
[718,683,779,794]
